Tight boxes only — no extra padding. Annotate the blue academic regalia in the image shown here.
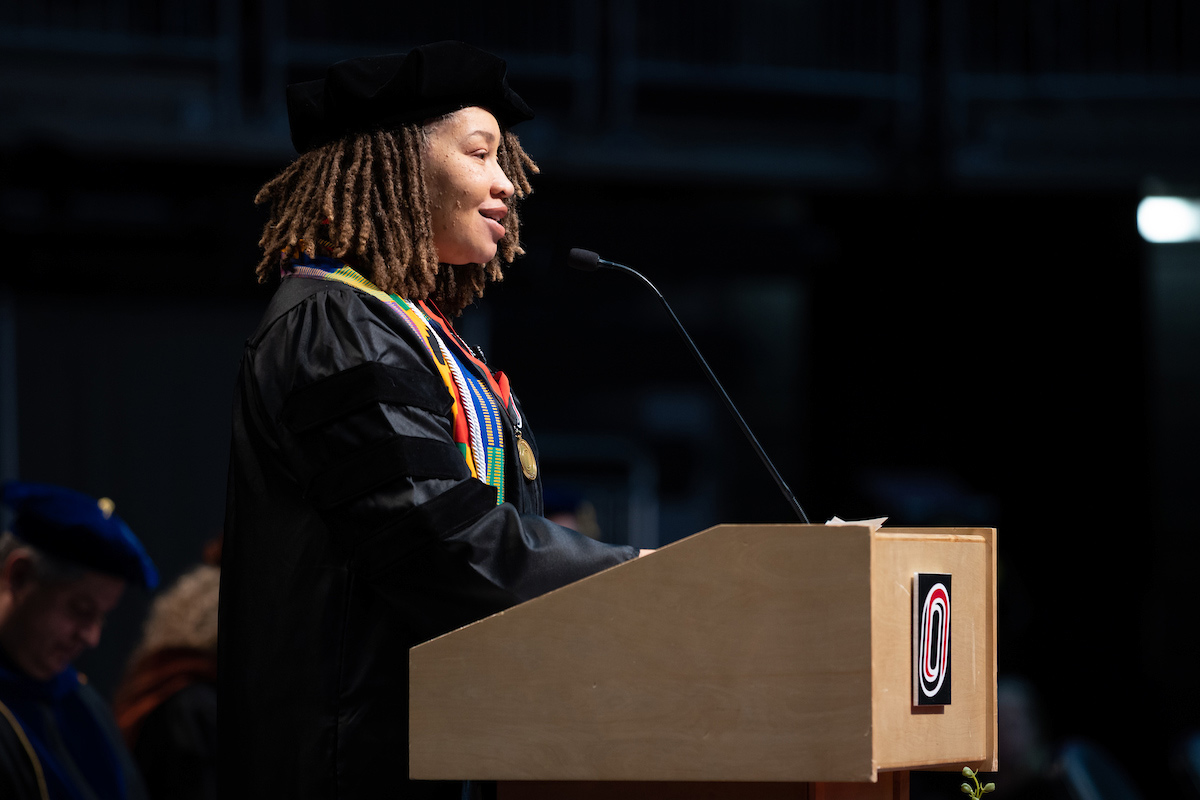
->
[0,650,148,800]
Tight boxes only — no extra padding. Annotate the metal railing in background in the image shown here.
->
[956,0,1199,74]
[257,0,594,128]
[0,0,241,141]
[4,0,224,37]
[942,0,1200,181]
[1,0,1199,182]
[607,0,921,127]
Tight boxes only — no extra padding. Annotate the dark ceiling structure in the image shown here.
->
[2,2,1199,797]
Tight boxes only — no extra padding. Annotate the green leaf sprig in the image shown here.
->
[959,766,995,798]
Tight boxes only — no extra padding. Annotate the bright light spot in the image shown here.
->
[1138,197,1200,243]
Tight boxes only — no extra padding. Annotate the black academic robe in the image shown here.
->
[0,656,148,800]
[218,275,638,800]
[131,682,217,800]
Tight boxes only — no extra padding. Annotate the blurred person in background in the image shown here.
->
[0,481,157,800]
[543,485,602,540]
[995,675,1057,799]
[221,41,647,800]
[113,538,220,800]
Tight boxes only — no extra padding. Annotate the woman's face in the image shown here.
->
[421,106,515,266]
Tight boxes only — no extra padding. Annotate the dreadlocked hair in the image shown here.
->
[254,122,538,316]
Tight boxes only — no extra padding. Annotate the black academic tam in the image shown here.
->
[286,40,535,154]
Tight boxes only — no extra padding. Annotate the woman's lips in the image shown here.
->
[480,210,506,239]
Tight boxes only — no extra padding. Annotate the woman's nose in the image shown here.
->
[493,163,515,199]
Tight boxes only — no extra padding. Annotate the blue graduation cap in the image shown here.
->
[1,481,158,589]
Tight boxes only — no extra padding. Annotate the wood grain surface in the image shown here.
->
[410,525,996,785]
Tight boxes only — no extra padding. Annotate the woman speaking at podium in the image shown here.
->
[218,41,641,800]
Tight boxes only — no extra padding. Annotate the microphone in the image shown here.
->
[566,248,811,524]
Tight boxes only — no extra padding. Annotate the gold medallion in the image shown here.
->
[516,436,538,481]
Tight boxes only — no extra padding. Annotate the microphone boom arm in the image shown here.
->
[569,249,810,524]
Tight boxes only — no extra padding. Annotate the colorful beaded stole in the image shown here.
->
[283,259,510,504]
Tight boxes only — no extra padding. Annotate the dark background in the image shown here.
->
[2,1,1199,796]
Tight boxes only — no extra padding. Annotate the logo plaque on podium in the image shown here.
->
[914,572,952,706]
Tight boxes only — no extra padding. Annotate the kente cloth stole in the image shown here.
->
[283,260,514,504]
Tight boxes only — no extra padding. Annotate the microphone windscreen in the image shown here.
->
[567,248,601,272]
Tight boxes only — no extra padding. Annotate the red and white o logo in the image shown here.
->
[919,583,950,698]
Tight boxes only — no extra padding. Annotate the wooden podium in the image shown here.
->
[410,524,997,799]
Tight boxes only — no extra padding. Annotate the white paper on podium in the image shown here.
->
[825,516,888,533]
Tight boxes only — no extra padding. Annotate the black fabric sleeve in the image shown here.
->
[75,684,150,800]
[280,361,452,432]
[132,685,217,800]
[246,283,638,604]
[0,710,41,800]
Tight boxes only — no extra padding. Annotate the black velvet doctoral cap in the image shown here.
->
[1,480,159,589]
[286,40,535,154]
